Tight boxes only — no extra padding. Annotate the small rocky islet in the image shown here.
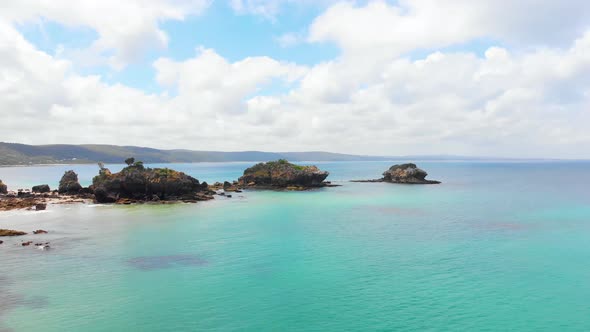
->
[0,158,335,211]
[352,163,441,184]
[0,160,440,214]
[238,159,335,190]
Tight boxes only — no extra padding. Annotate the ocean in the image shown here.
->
[1,161,590,331]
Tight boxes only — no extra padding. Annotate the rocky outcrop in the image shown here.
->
[92,161,212,203]
[238,159,330,189]
[0,180,7,194]
[0,197,41,211]
[353,163,440,184]
[0,229,27,236]
[58,171,83,194]
[382,163,440,184]
[32,184,51,193]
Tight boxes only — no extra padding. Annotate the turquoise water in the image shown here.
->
[1,161,590,331]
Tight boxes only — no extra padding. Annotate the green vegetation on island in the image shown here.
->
[239,159,331,189]
[0,142,389,166]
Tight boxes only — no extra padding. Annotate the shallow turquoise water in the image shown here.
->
[1,161,590,331]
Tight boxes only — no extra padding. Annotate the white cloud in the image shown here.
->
[309,0,590,55]
[154,48,308,114]
[1,1,590,158]
[1,0,210,68]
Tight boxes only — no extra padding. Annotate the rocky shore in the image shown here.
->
[238,159,334,190]
[352,163,441,184]
[0,228,51,249]
[2,159,439,214]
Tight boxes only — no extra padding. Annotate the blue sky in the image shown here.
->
[1,0,590,157]
[17,1,340,94]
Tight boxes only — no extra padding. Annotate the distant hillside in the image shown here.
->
[0,142,391,166]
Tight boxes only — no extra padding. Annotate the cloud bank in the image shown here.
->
[1,0,589,158]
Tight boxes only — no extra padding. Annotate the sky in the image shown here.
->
[1,0,589,158]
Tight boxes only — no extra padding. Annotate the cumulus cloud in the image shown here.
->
[154,47,308,115]
[309,0,590,55]
[1,0,210,68]
[1,1,590,158]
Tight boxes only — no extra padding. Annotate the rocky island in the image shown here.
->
[92,159,214,203]
[0,158,219,210]
[0,158,337,212]
[353,163,441,184]
[238,159,333,190]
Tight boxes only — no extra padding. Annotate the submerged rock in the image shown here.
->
[0,197,42,211]
[0,229,27,236]
[127,254,207,271]
[92,160,210,203]
[32,184,51,193]
[58,171,83,194]
[238,159,330,189]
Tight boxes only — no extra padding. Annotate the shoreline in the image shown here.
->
[2,159,587,169]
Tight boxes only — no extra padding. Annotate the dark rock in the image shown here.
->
[382,163,441,184]
[93,187,117,203]
[79,187,93,194]
[0,180,7,194]
[17,189,32,198]
[0,240,3,244]
[35,203,47,211]
[238,159,330,189]
[33,230,48,234]
[92,161,207,203]
[32,184,50,193]
[352,163,440,184]
[22,241,33,246]
[0,229,27,236]
[223,181,232,189]
[58,171,83,194]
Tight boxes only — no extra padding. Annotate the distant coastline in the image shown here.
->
[0,142,582,167]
